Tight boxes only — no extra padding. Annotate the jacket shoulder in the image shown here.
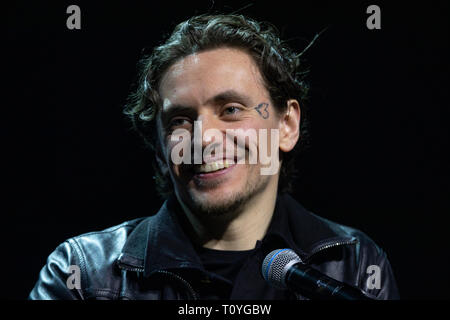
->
[310,213,399,299]
[67,217,147,277]
[29,217,148,300]
[70,217,145,252]
[281,192,400,300]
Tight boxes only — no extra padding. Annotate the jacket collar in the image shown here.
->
[116,193,356,275]
[116,196,204,276]
[263,193,357,261]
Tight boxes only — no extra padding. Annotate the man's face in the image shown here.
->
[157,47,282,216]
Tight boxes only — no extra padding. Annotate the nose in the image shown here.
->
[196,113,225,147]
[192,113,226,163]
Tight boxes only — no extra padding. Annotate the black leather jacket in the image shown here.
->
[29,193,400,300]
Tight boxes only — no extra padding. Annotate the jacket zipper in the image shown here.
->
[117,262,145,273]
[121,266,145,273]
[118,263,199,299]
[305,238,358,262]
[155,270,199,300]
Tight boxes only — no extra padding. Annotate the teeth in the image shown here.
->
[195,160,233,174]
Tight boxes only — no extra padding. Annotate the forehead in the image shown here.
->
[159,47,267,110]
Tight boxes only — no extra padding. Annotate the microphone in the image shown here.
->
[262,248,374,300]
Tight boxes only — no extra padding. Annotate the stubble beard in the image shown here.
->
[180,166,271,219]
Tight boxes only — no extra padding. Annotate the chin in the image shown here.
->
[180,172,269,218]
[185,189,248,217]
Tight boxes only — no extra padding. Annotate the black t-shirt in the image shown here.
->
[196,246,253,284]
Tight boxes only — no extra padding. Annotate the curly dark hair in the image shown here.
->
[124,14,311,198]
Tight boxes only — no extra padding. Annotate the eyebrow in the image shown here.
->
[204,89,253,107]
[159,105,197,124]
[161,89,254,120]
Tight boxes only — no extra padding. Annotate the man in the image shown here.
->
[29,14,399,300]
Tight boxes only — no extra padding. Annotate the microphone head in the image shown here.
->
[262,248,302,289]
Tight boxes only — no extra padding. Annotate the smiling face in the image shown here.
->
[156,47,285,216]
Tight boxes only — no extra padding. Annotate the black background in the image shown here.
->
[4,0,449,299]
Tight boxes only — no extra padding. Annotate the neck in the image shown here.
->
[179,177,279,251]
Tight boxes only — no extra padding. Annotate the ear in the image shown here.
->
[279,99,301,153]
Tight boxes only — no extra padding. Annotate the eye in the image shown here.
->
[222,105,242,116]
[168,118,192,130]
[171,118,188,126]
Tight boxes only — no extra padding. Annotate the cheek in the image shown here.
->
[227,115,280,163]
[245,112,280,147]
[167,137,190,164]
